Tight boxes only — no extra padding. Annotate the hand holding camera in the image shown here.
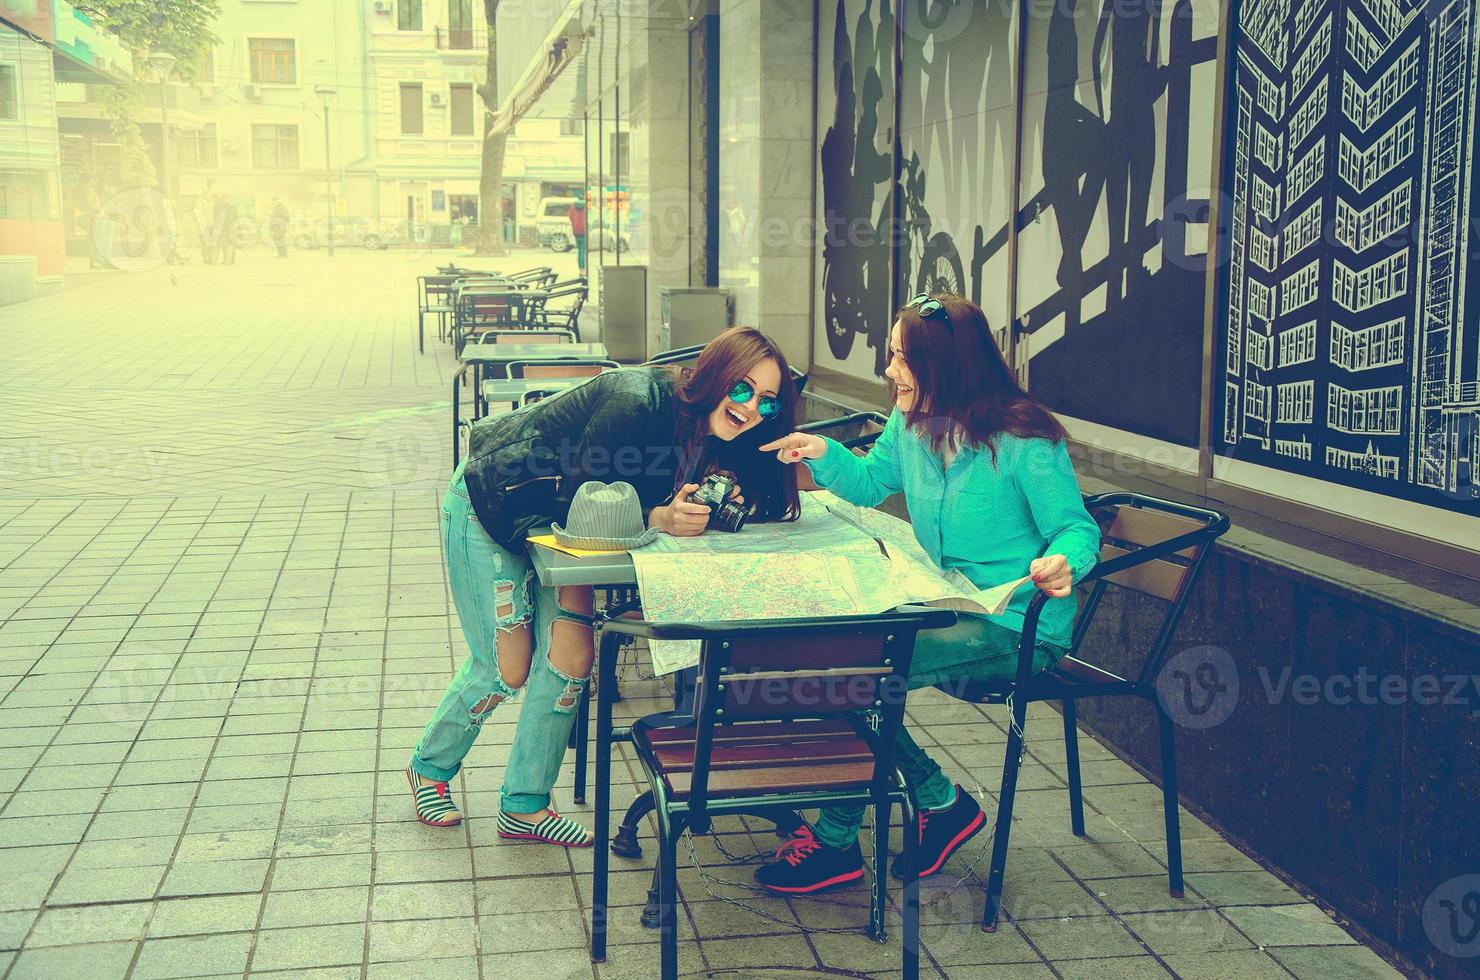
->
[687,473,749,533]
[650,473,748,536]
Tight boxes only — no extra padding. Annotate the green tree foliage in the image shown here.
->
[79,0,221,188]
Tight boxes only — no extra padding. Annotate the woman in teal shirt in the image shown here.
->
[756,293,1101,894]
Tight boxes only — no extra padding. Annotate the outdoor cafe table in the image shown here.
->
[451,342,611,464]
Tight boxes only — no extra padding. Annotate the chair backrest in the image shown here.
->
[794,412,887,491]
[419,274,457,305]
[461,293,511,319]
[642,344,707,367]
[675,606,955,823]
[1072,493,1230,685]
[508,359,619,380]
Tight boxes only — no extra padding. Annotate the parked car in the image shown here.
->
[534,196,628,253]
[295,216,410,250]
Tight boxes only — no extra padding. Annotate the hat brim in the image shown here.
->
[550,524,662,552]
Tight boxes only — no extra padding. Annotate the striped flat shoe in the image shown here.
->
[496,809,593,847]
[407,767,462,828]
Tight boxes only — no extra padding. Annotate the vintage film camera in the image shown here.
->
[688,473,748,533]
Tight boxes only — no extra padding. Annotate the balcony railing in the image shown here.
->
[436,26,486,50]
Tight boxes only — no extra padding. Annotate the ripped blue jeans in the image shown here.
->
[411,465,592,814]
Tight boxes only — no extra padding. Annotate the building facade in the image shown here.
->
[365,0,584,246]
[1,0,130,278]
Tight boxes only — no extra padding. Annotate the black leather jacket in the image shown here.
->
[461,367,689,550]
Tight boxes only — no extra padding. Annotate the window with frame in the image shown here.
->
[400,83,423,135]
[448,0,474,48]
[399,0,422,30]
[249,38,295,84]
[0,65,16,120]
[196,48,215,83]
[449,83,474,136]
[252,123,299,169]
[609,131,631,177]
[179,123,218,167]
[560,117,583,136]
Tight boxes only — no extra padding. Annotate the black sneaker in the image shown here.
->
[891,785,987,879]
[755,826,864,894]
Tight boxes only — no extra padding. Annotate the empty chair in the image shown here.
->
[417,274,458,353]
[937,492,1230,931]
[590,605,957,979]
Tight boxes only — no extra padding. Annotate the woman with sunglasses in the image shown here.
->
[407,327,801,845]
[756,293,1100,892]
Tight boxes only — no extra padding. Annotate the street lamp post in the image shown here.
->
[314,84,337,258]
[148,50,176,263]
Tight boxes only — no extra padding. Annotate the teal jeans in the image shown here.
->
[812,615,1065,849]
[411,466,591,814]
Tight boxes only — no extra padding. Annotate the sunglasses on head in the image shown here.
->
[728,379,780,419]
[905,293,951,327]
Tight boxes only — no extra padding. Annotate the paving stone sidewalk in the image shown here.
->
[0,251,1401,978]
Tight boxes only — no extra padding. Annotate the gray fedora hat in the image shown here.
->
[552,480,662,551]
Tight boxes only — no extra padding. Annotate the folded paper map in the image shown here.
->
[527,534,626,558]
[630,492,1037,675]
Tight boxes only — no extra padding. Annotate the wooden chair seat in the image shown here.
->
[634,717,875,800]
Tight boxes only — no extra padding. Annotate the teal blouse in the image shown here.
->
[806,410,1101,649]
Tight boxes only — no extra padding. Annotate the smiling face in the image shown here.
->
[885,320,921,413]
[708,356,782,440]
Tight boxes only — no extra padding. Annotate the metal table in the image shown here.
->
[461,342,607,366]
[450,343,610,465]
[528,536,637,588]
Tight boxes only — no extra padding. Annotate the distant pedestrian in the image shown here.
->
[214,193,238,265]
[196,194,217,264]
[569,198,587,277]
[270,198,290,258]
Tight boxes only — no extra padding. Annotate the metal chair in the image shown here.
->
[590,605,957,979]
[416,274,457,353]
[793,411,888,491]
[526,283,588,340]
[938,492,1230,931]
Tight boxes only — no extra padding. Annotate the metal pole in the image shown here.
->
[323,103,335,258]
[158,77,169,197]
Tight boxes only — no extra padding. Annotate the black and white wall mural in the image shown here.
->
[1016,0,1219,447]
[815,0,898,379]
[814,0,1219,448]
[1218,0,1480,514]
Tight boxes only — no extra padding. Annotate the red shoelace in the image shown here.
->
[775,827,821,866]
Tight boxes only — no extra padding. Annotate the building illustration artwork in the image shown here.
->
[1221,0,1480,512]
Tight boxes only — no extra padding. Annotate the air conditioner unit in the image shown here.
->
[429,92,445,107]
[242,83,260,100]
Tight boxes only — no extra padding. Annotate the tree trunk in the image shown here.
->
[476,0,507,256]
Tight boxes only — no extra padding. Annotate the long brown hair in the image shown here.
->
[672,327,801,522]
[894,294,1067,461]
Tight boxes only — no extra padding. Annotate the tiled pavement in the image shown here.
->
[0,250,1402,978]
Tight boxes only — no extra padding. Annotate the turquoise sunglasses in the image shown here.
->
[728,378,780,418]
